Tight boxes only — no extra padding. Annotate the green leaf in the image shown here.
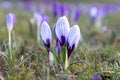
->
[60,46,67,67]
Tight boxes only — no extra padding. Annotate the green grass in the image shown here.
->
[0,3,120,80]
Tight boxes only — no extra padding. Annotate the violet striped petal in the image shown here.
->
[67,25,80,58]
[40,21,52,51]
[55,16,70,47]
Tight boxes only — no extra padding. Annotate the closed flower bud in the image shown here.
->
[40,21,52,52]
[67,25,80,58]
[6,13,14,32]
[55,16,70,47]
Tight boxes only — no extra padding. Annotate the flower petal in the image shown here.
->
[89,5,98,21]
[34,12,42,26]
[40,21,52,45]
[6,13,14,31]
[67,25,81,58]
[67,25,80,48]
[55,16,70,46]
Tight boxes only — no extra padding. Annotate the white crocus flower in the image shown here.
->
[67,25,80,50]
[65,25,80,68]
[55,16,70,47]
[40,21,54,65]
[40,21,52,50]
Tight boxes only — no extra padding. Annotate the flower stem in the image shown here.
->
[8,31,11,53]
[49,51,54,66]
[8,31,13,62]
[65,50,69,69]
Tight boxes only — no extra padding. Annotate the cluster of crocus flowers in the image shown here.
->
[6,13,16,52]
[55,16,81,68]
[40,16,82,69]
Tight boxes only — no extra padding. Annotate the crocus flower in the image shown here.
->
[67,25,80,59]
[89,4,98,21]
[6,13,15,52]
[40,21,52,53]
[55,16,70,47]
[98,8,106,18]
[71,9,81,22]
[23,0,32,11]
[6,13,14,32]
[34,12,42,26]
[102,4,111,14]
[42,14,49,22]
[59,4,68,16]
[52,1,59,17]
[64,25,80,69]
[2,1,12,10]
[95,8,105,28]
[40,21,54,66]
[34,12,42,43]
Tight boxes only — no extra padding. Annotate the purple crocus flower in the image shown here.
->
[67,25,80,59]
[52,1,59,17]
[42,14,49,22]
[55,16,70,47]
[6,13,16,52]
[2,1,12,10]
[40,21,52,53]
[98,8,106,18]
[12,14,16,24]
[71,9,81,22]
[59,4,68,16]
[89,4,98,21]
[34,12,42,26]
[23,0,32,11]
[34,11,49,23]
[34,12,42,43]
[95,8,106,28]
[102,4,111,14]
[6,13,15,32]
